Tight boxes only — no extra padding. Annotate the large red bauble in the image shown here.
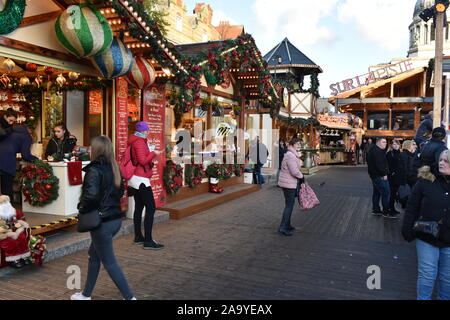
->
[25,63,38,72]
[45,184,52,191]
[44,67,55,75]
[24,190,30,196]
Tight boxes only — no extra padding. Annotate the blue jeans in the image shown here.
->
[82,219,134,300]
[280,188,296,231]
[416,239,450,300]
[371,177,390,212]
[255,164,265,185]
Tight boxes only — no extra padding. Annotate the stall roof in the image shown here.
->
[263,38,322,73]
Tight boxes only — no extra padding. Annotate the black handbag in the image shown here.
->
[77,209,101,232]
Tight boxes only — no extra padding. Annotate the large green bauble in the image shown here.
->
[0,0,26,35]
[55,4,113,58]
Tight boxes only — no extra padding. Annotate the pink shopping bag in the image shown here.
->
[298,182,320,210]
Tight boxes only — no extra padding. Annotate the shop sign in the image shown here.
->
[115,78,128,162]
[329,60,414,96]
[143,84,167,207]
[88,90,102,115]
[317,114,351,129]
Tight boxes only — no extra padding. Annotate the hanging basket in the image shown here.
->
[55,4,113,57]
[92,37,134,79]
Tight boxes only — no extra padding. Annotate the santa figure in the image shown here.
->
[0,195,31,268]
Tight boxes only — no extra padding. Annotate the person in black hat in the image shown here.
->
[419,127,447,174]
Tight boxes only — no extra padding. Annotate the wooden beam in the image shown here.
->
[201,85,235,100]
[51,0,69,10]
[19,11,62,28]
[0,36,92,66]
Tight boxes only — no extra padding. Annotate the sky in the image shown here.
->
[184,0,417,98]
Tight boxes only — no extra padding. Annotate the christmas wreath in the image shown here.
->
[19,160,59,207]
[185,164,204,188]
[0,0,26,36]
[163,160,183,194]
[205,164,228,181]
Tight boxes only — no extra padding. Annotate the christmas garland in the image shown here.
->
[185,164,204,188]
[275,114,325,130]
[29,235,47,266]
[0,0,26,35]
[205,163,228,181]
[163,160,183,194]
[19,160,59,207]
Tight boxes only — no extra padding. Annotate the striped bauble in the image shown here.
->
[125,57,156,90]
[55,4,113,58]
[92,38,134,79]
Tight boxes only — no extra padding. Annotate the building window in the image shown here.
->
[431,23,435,42]
[168,0,171,7]
[368,111,389,130]
[176,14,182,31]
[425,24,429,44]
[416,25,421,44]
[392,111,414,131]
[202,31,208,42]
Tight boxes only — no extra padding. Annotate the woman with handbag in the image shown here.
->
[71,136,136,300]
[402,150,450,300]
[128,122,164,249]
[277,138,304,236]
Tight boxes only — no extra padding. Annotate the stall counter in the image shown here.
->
[22,161,90,216]
[319,149,345,164]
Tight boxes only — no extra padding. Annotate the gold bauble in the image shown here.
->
[68,72,79,81]
[19,76,30,86]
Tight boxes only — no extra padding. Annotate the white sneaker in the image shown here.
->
[70,292,91,300]
[123,297,137,300]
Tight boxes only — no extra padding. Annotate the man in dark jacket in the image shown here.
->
[0,125,37,197]
[248,136,269,185]
[367,137,394,218]
[419,127,447,175]
[414,111,433,150]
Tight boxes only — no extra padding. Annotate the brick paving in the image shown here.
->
[0,166,417,300]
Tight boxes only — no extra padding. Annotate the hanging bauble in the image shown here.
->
[0,75,10,88]
[56,74,66,87]
[55,4,113,58]
[91,37,134,79]
[68,72,79,81]
[34,76,43,88]
[0,0,26,35]
[125,57,155,90]
[25,63,38,72]
[19,76,30,86]
[2,58,15,73]
[44,67,55,76]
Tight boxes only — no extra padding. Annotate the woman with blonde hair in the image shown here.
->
[71,136,135,300]
[403,150,450,300]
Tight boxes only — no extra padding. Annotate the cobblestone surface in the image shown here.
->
[0,166,417,300]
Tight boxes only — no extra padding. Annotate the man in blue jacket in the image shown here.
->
[414,111,433,150]
[0,125,37,197]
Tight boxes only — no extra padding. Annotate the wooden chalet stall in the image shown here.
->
[329,62,434,143]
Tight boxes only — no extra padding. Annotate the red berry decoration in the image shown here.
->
[44,67,55,75]
[45,184,52,191]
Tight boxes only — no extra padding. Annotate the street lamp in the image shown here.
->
[419,0,449,127]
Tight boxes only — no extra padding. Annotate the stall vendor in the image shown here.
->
[45,123,77,161]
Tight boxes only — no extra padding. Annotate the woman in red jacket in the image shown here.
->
[128,122,164,250]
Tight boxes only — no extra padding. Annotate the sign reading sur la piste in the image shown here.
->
[329,60,414,96]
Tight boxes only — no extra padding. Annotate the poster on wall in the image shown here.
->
[115,78,129,162]
[89,90,103,115]
[143,83,166,208]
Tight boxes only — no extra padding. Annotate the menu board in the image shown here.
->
[89,90,103,115]
[115,78,129,162]
[143,84,166,207]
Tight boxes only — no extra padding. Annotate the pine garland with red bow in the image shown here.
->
[163,160,184,194]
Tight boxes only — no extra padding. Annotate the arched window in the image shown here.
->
[431,23,435,42]
[416,25,421,44]
[424,24,429,44]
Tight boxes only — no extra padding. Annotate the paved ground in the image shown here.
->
[0,166,418,300]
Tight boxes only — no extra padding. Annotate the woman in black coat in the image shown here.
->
[400,140,419,187]
[71,136,135,300]
[402,150,450,300]
[45,122,77,160]
[386,140,405,214]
